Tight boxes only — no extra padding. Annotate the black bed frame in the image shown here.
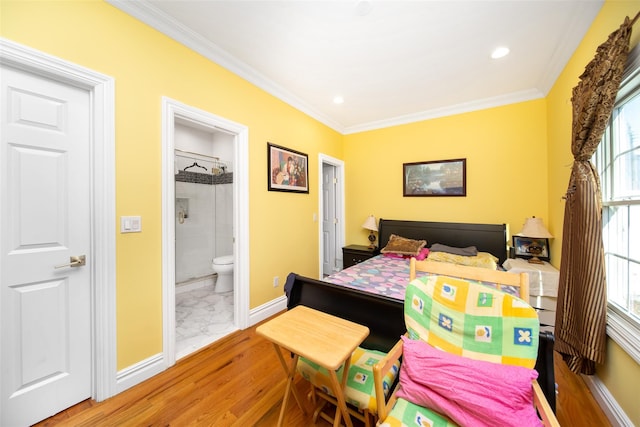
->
[286,219,555,411]
[286,275,405,353]
[378,218,509,264]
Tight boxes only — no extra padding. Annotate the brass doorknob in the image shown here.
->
[54,255,86,269]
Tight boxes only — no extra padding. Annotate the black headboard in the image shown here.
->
[377,219,508,265]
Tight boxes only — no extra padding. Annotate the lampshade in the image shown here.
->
[362,215,378,231]
[516,216,553,238]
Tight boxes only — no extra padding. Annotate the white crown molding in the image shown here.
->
[106,0,549,136]
[535,2,603,95]
[343,89,544,135]
[106,0,345,132]
[106,0,588,135]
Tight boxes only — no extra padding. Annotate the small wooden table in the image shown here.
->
[256,305,370,427]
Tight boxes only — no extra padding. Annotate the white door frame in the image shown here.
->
[161,97,249,367]
[318,154,345,278]
[0,38,117,401]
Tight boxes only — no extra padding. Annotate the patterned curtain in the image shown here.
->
[555,13,638,375]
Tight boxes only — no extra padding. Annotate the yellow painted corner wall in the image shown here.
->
[343,100,548,248]
[546,1,640,425]
[598,339,640,423]
[0,0,343,369]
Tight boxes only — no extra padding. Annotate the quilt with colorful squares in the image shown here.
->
[379,274,540,427]
[297,346,401,414]
[324,255,519,302]
[405,274,539,369]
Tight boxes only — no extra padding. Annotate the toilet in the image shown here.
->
[212,255,234,293]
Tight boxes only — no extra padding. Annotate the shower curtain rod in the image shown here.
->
[174,148,219,161]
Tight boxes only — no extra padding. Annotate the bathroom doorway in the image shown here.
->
[174,124,235,359]
[161,98,249,367]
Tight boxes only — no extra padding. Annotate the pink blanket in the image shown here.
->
[397,336,543,427]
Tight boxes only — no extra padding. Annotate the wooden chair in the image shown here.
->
[372,259,559,427]
[409,258,530,298]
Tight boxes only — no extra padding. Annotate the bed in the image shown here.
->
[324,219,509,299]
[285,219,555,411]
[287,219,509,346]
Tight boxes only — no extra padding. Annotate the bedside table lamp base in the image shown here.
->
[362,215,378,250]
[527,244,544,264]
[368,232,376,250]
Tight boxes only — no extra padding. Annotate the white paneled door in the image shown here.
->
[1,64,92,426]
[322,163,337,276]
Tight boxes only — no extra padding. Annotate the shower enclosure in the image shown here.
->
[174,149,233,292]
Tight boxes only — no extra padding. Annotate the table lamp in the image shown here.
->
[362,215,378,249]
[516,216,553,264]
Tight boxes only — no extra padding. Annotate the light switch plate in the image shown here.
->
[121,216,142,233]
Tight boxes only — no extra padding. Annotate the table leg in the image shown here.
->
[328,357,354,427]
[272,343,307,426]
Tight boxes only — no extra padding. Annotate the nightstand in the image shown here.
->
[503,258,559,333]
[342,245,376,269]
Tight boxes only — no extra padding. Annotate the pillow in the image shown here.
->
[397,336,542,427]
[414,247,430,260]
[430,243,478,256]
[383,247,430,260]
[380,234,427,256]
[427,251,498,269]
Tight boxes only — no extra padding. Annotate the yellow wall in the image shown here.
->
[0,0,343,369]
[344,100,549,247]
[3,1,640,421]
[546,1,640,425]
[598,339,640,423]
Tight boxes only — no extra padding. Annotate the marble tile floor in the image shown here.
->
[175,285,236,360]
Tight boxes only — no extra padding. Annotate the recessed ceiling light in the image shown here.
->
[355,0,373,16]
[491,46,510,59]
[333,96,344,104]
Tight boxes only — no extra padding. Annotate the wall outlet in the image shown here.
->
[273,276,279,288]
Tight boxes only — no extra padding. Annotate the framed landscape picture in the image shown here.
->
[267,142,309,193]
[403,158,466,197]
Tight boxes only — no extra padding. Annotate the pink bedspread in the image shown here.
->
[324,255,418,300]
[324,255,518,300]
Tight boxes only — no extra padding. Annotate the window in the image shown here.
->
[595,43,640,363]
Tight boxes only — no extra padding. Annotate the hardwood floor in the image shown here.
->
[554,351,611,427]
[36,316,610,427]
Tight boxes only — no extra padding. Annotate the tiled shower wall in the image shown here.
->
[175,169,233,284]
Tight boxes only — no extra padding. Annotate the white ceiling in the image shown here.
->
[109,0,604,134]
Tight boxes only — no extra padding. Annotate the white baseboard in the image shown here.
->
[116,352,166,394]
[248,295,287,326]
[114,295,286,395]
[582,374,633,426]
[176,275,215,294]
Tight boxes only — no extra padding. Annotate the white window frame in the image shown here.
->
[596,43,640,364]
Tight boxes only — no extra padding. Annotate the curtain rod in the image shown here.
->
[174,148,219,161]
